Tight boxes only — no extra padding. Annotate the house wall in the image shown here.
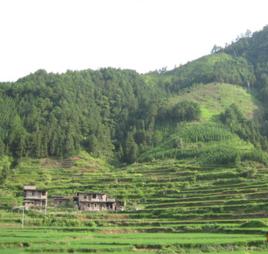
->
[79,202,104,211]
[24,199,46,209]
[79,202,116,211]
[24,190,47,199]
[77,193,107,202]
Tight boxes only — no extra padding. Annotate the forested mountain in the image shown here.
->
[223,25,268,101]
[0,69,162,162]
[1,25,268,165]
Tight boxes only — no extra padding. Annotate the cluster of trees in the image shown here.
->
[222,26,268,99]
[0,69,162,163]
[151,53,256,93]
[0,67,205,164]
[218,26,268,151]
[157,101,201,124]
[219,104,268,150]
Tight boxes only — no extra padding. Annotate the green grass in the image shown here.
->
[0,227,266,254]
[168,83,259,121]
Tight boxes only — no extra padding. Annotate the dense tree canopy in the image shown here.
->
[0,69,162,161]
[2,26,268,164]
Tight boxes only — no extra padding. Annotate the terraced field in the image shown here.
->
[1,153,268,253]
[0,228,267,254]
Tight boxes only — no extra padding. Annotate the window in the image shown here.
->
[93,194,96,199]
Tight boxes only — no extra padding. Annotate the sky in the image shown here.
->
[0,0,268,82]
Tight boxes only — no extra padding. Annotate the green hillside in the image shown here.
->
[138,122,258,164]
[144,52,255,91]
[168,83,259,120]
[140,82,265,164]
[2,25,268,254]
[1,155,268,253]
[0,50,266,165]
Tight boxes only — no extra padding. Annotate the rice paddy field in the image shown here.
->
[0,229,267,254]
[1,153,268,253]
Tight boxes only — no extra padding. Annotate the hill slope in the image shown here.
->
[2,25,268,254]
[2,154,268,254]
[167,83,259,120]
[2,153,268,222]
[144,52,255,91]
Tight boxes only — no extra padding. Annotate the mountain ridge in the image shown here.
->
[0,26,268,166]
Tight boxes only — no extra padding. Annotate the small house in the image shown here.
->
[23,186,47,210]
[74,192,123,211]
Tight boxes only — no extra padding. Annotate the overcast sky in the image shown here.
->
[0,0,268,81]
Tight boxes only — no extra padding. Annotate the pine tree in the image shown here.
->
[124,133,138,163]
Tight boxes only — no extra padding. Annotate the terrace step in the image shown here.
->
[61,159,74,168]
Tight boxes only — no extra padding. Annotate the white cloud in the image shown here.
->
[0,0,267,81]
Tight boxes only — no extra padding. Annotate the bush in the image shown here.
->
[157,101,201,125]
[171,101,201,122]
[201,223,221,232]
[240,220,267,228]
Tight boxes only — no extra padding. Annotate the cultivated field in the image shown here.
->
[1,153,268,253]
[0,227,267,254]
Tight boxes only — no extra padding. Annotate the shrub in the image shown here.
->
[240,220,267,228]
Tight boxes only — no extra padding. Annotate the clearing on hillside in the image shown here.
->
[168,83,259,120]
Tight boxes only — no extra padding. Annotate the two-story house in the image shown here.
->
[23,186,47,209]
[74,192,122,211]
